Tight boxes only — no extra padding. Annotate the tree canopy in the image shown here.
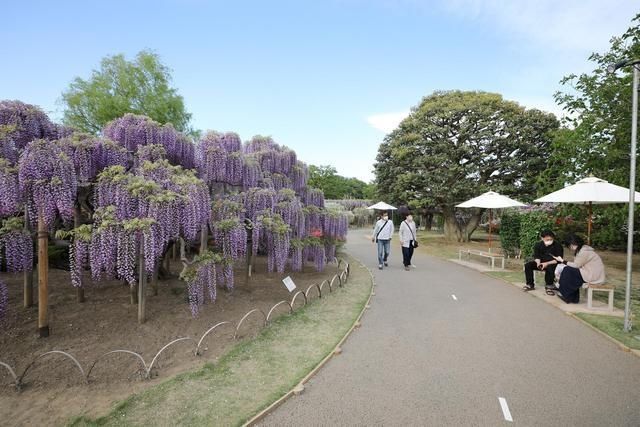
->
[308,165,375,199]
[547,13,640,191]
[539,13,640,249]
[61,50,192,134]
[375,90,558,241]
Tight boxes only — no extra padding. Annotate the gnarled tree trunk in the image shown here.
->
[442,206,483,242]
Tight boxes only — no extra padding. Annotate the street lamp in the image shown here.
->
[608,58,640,332]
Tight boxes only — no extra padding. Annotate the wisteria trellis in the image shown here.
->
[0,101,349,324]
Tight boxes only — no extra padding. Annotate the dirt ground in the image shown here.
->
[0,256,339,427]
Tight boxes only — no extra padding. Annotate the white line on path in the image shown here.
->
[451,294,458,301]
[498,397,513,422]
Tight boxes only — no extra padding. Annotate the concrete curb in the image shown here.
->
[447,257,640,359]
[243,254,375,426]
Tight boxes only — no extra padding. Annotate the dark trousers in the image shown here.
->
[558,266,583,303]
[402,243,414,267]
[524,261,556,287]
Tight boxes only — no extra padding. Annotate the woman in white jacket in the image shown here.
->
[399,212,418,271]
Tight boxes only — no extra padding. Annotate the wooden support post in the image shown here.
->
[23,206,33,308]
[138,235,146,324]
[130,283,138,304]
[152,262,159,296]
[23,271,34,308]
[37,213,49,337]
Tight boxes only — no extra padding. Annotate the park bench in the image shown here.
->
[582,283,615,312]
[458,248,505,269]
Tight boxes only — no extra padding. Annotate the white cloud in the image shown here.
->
[435,0,636,52]
[366,111,410,133]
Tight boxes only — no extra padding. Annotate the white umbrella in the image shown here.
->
[456,191,527,251]
[535,176,640,243]
[367,201,397,210]
[456,191,527,209]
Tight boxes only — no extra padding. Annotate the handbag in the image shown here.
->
[404,220,418,248]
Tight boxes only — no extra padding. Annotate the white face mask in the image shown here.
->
[382,216,388,221]
[543,240,553,246]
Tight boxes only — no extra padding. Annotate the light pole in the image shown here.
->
[608,58,640,332]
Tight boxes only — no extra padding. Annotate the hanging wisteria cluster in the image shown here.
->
[0,100,57,152]
[0,100,351,319]
[0,159,20,217]
[92,150,211,282]
[57,134,129,184]
[0,217,32,273]
[180,250,220,316]
[56,224,92,288]
[103,114,195,168]
[18,140,77,227]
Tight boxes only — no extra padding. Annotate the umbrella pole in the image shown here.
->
[488,210,492,253]
[588,202,592,245]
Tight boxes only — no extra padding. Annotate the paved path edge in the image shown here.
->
[453,257,640,359]
[243,253,375,426]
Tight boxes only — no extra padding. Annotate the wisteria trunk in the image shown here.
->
[37,213,49,338]
[245,234,253,282]
[152,263,159,296]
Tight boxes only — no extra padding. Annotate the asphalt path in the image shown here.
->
[259,229,640,426]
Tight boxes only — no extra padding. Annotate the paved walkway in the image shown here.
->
[259,229,640,426]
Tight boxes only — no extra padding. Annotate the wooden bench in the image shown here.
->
[581,283,615,312]
[458,248,505,269]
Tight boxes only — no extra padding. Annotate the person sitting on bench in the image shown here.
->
[551,234,605,304]
[523,230,563,294]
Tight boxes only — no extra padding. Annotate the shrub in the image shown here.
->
[519,211,554,259]
[499,212,521,257]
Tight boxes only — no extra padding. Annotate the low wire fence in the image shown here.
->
[0,259,351,392]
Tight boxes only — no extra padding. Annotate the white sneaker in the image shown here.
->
[410,264,416,269]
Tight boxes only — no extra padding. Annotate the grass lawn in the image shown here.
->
[68,255,372,427]
[574,313,640,350]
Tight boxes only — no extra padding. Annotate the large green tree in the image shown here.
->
[308,164,375,199]
[549,13,640,190]
[61,50,192,134]
[375,90,558,241]
[542,14,640,249]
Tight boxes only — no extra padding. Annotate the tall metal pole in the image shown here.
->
[624,65,639,332]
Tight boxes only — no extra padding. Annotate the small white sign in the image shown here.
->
[282,276,296,292]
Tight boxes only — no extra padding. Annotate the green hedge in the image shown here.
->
[519,211,554,259]
[499,212,521,257]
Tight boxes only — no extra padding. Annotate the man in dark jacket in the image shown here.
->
[523,230,563,293]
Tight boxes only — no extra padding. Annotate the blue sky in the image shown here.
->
[1,1,638,182]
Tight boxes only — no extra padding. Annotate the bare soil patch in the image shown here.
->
[0,256,339,427]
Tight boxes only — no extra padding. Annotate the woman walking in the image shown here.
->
[552,234,605,303]
[399,212,418,271]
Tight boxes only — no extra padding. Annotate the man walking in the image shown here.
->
[372,211,394,270]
